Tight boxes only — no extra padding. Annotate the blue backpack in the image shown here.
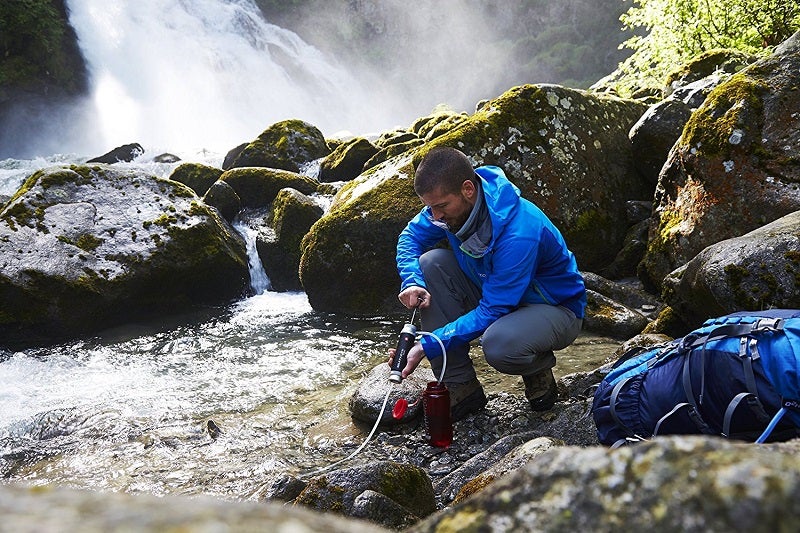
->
[592,310,800,447]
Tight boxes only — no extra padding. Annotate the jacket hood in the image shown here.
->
[475,165,520,239]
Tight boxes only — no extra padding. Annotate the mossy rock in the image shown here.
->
[374,129,416,149]
[256,187,322,291]
[230,119,330,172]
[295,461,436,522]
[318,137,378,183]
[363,138,425,172]
[220,167,318,209]
[661,211,800,328]
[169,162,223,196]
[301,83,650,315]
[416,112,469,141]
[0,165,248,350]
[639,38,800,292]
[203,180,241,222]
[665,48,756,92]
[300,154,420,314]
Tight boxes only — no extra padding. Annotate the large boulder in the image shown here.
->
[300,83,649,315]
[0,165,249,350]
[228,119,330,172]
[639,33,800,292]
[168,162,223,196]
[410,436,800,532]
[300,154,421,313]
[629,99,692,185]
[318,137,378,183]
[663,210,800,327]
[219,167,318,209]
[256,187,323,291]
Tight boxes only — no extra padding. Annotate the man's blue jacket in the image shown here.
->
[396,165,586,359]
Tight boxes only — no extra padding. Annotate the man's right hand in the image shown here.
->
[387,342,426,379]
[398,286,431,309]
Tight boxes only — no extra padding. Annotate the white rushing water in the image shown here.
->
[0,292,398,495]
[62,0,391,156]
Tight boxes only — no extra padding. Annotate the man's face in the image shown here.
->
[419,180,477,232]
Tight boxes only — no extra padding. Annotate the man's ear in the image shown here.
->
[461,179,476,200]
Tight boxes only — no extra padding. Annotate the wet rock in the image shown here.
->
[295,461,436,525]
[318,137,378,183]
[229,119,330,172]
[256,474,307,502]
[349,363,435,425]
[87,142,144,163]
[0,165,249,350]
[256,187,323,291]
[583,289,650,339]
[168,162,223,196]
[663,210,800,328]
[220,167,318,209]
[153,153,181,163]
[410,436,800,532]
[222,142,248,170]
[202,180,241,222]
[0,482,385,532]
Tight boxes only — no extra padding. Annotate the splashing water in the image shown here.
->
[63,0,391,156]
[232,218,272,295]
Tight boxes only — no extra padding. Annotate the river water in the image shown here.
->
[0,288,618,499]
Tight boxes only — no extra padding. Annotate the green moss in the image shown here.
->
[680,73,767,156]
[75,233,103,252]
[664,49,753,88]
[724,263,777,309]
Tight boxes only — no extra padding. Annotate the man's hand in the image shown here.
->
[387,342,426,379]
[398,286,431,309]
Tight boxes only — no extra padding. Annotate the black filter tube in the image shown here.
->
[389,323,417,383]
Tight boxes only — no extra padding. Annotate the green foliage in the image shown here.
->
[611,0,800,96]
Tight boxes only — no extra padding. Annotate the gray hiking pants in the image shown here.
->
[419,248,583,384]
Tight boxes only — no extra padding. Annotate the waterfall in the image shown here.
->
[64,0,386,155]
[232,219,271,295]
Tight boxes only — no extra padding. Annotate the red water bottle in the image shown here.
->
[423,381,453,447]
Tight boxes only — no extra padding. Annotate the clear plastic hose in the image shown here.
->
[301,330,447,477]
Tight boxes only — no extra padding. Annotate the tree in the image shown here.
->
[610,0,800,96]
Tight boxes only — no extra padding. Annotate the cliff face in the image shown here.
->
[0,0,88,105]
[0,0,89,158]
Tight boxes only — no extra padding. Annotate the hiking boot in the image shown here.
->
[523,368,558,412]
[447,377,487,421]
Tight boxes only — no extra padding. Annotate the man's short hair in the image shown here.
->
[414,147,476,196]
